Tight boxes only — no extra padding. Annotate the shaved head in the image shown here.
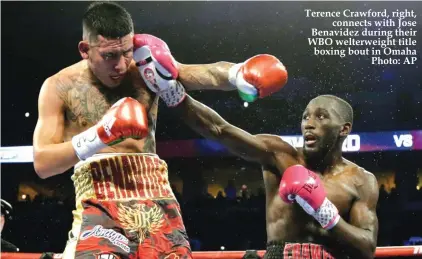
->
[309,95,353,125]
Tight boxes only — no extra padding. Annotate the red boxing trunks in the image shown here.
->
[62,153,191,259]
[264,241,336,259]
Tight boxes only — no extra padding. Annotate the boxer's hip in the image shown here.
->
[80,198,188,244]
[72,153,174,202]
[64,198,190,258]
[264,241,337,259]
[69,153,176,239]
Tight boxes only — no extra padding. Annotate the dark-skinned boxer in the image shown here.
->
[143,51,378,258]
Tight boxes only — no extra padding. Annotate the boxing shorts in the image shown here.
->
[264,241,337,259]
[62,153,191,259]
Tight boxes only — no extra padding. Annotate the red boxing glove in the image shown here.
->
[279,165,340,229]
[229,54,288,103]
[96,97,148,144]
[72,97,148,160]
[133,34,186,107]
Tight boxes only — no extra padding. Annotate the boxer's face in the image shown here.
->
[301,99,344,157]
[79,34,134,88]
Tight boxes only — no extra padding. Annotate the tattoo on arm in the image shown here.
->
[142,95,159,153]
[179,62,235,91]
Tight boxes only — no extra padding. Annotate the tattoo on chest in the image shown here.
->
[57,79,146,126]
[57,76,158,153]
[63,85,111,125]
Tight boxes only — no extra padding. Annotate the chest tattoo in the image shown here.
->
[57,80,143,126]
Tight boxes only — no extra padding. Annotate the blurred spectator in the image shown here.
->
[240,184,250,201]
[216,191,225,201]
[1,199,19,252]
[189,238,202,251]
[224,180,237,200]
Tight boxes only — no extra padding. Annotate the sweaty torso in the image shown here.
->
[264,150,364,256]
[56,60,158,154]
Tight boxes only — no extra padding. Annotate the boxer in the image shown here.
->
[153,64,378,257]
[32,2,281,258]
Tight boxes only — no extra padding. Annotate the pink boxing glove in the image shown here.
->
[279,165,340,230]
[133,34,186,107]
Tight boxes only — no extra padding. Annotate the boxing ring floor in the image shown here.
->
[2,246,422,258]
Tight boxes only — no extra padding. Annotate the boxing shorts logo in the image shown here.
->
[164,253,179,259]
[80,225,130,253]
[283,242,336,259]
[95,252,120,259]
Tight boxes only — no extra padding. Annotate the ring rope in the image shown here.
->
[1,246,422,259]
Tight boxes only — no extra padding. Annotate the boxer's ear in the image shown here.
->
[78,41,89,59]
[340,122,352,137]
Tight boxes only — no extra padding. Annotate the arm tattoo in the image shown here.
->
[179,62,234,91]
[142,95,159,153]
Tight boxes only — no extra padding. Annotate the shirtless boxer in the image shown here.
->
[153,67,378,258]
[32,2,281,259]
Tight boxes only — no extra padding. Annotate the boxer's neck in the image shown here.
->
[305,146,343,174]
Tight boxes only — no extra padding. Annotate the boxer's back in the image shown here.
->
[264,154,373,257]
[53,60,158,154]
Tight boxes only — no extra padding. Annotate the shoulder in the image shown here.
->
[53,61,87,82]
[255,134,301,168]
[348,162,377,183]
[345,161,379,199]
[43,61,87,91]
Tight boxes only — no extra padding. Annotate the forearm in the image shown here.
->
[33,141,79,179]
[178,62,236,91]
[174,95,227,139]
[173,95,273,164]
[330,218,376,259]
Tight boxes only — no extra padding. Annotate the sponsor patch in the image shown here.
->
[80,225,130,253]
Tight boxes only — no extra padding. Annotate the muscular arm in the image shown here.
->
[177,62,236,91]
[33,77,79,178]
[330,173,379,259]
[173,94,295,166]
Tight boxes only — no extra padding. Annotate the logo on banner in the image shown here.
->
[342,135,360,152]
[393,134,413,148]
[281,134,360,152]
[0,151,18,160]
